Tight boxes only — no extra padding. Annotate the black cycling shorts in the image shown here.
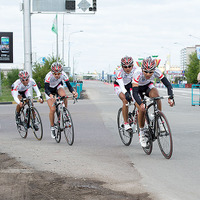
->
[138,82,154,99]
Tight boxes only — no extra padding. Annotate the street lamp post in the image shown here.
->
[67,31,83,74]
[161,46,171,74]
[72,52,81,81]
[174,42,185,78]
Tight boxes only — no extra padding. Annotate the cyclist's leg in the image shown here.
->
[45,92,56,127]
[119,92,129,123]
[114,84,131,131]
[16,95,22,112]
[148,87,162,111]
[15,95,23,123]
[57,85,68,107]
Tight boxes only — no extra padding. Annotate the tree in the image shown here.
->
[6,69,20,87]
[185,52,200,84]
[32,55,63,88]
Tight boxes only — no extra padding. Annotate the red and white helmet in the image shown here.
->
[142,57,156,71]
[121,56,134,67]
[18,70,30,80]
[51,62,63,73]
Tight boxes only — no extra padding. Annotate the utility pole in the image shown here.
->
[23,0,32,78]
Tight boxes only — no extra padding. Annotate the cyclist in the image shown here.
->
[44,62,78,138]
[132,56,174,147]
[114,56,138,131]
[11,70,43,126]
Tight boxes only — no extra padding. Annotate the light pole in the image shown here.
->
[161,46,171,74]
[174,42,185,78]
[72,52,81,81]
[67,31,83,74]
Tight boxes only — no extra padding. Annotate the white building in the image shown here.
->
[180,45,200,72]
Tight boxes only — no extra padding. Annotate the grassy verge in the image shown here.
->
[0,85,13,102]
[0,85,45,102]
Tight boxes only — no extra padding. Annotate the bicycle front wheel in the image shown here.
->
[63,108,74,145]
[31,107,43,140]
[16,110,28,139]
[117,108,132,146]
[137,116,153,155]
[157,111,173,159]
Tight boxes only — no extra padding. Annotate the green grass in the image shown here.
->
[0,85,45,102]
[0,85,13,102]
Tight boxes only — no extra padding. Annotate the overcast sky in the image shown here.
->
[1,0,200,74]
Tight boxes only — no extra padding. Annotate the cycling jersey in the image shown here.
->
[132,68,173,105]
[114,66,138,95]
[132,67,164,86]
[11,78,41,104]
[44,71,74,98]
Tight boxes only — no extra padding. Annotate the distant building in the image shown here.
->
[180,45,200,71]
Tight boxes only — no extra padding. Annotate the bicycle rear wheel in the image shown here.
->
[31,107,43,140]
[157,111,173,159]
[55,110,61,143]
[117,108,132,146]
[16,110,28,139]
[63,108,74,145]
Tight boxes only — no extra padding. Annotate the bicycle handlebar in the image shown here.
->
[143,95,175,106]
[52,95,77,107]
[20,96,40,102]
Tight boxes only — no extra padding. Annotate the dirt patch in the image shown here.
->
[0,152,152,200]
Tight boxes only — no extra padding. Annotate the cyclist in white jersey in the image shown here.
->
[11,70,43,124]
[132,56,174,147]
[44,62,78,138]
[114,56,138,131]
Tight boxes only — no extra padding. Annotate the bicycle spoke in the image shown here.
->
[157,112,173,159]
[16,109,28,139]
[63,109,74,145]
[117,108,133,146]
[31,107,43,141]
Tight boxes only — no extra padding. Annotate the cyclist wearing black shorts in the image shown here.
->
[11,70,43,125]
[132,56,174,147]
[114,56,138,131]
[44,62,78,138]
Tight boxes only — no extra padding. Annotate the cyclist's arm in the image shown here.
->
[161,77,173,98]
[11,89,20,104]
[65,80,74,93]
[33,84,42,99]
[132,83,143,106]
[116,78,127,94]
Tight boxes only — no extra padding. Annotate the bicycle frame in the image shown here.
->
[55,99,65,130]
[22,97,38,127]
[54,96,77,130]
[144,99,160,141]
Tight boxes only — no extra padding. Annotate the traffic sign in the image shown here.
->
[78,0,91,12]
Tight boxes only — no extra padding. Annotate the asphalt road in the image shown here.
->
[0,80,200,200]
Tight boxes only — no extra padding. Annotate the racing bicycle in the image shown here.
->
[138,95,174,159]
[53,96,76,145]
[16,96,43,140]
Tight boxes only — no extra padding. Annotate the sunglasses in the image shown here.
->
[54,73,61,75]
[123,65,133,69]
[143,70,154,74]
[22,78,29,81]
